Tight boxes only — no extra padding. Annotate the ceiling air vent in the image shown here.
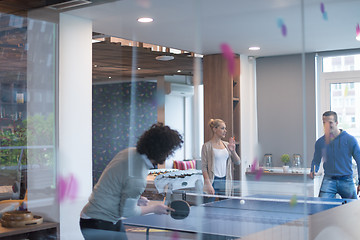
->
[46,0,91,11]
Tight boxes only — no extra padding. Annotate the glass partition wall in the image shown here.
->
[1,0,359,239]
[0,11,58,238]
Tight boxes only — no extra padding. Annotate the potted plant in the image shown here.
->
[281,154,290,172]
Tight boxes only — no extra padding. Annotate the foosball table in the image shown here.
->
[144,169,204,204]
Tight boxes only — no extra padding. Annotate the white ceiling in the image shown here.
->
[67,0,360,57]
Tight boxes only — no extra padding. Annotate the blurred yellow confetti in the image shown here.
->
[344,85,348,97]
[290,194,297,207]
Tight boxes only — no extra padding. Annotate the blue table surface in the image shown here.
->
[205,194,353,215]
[124,194,355,238]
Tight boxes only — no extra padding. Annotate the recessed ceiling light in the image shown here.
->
[155,55,174,61]
[177,70,181,73]
[137,67,141,70]
[137,17,153,23]
[249,46,260,51]
[108,76,111,79]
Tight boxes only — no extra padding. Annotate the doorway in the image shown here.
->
[317,52,360,183]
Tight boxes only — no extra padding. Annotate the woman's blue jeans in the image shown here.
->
[205,176,226,203]
[213,176,226,196]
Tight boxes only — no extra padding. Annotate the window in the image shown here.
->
[322,54,360,72]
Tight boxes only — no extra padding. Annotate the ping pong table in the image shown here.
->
[123,194,354,239]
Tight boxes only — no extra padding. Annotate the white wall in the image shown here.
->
[164,84,204,169]
[256,54,316,167]
[190,84,204,161]
[58,13,93,239]
[184,96,193,159]
[164,95,185,167]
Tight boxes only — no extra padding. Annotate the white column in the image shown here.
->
[58,13,92,239]
[192,57,203,161]
[240,55,258,196]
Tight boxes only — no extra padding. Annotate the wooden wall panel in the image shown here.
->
[203,54,234,142]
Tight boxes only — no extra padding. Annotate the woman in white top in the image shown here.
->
[201,119,241,198]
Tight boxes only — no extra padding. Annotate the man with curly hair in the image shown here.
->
[80,123,183,239]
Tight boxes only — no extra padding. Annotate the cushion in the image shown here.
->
[173,160,196,170]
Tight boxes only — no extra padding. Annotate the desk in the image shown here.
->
[0,221,59,239]
[124,194,353,239]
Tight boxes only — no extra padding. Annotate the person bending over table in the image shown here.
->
[80,123,183,240]
[201,119,241,200]
[310,111,360,199]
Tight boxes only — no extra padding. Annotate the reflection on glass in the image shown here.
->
[1,0,359,238]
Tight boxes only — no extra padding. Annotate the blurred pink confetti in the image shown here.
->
[136,0,151,8]
[58,176,67,203]
[220,43,235,75]
[251,158,263,180]
[255,168,263,180]
[356,23,360,35]
[67,174,79,200]
[251,158,257,172]
[58,173,79,202]
[171,231,180,240]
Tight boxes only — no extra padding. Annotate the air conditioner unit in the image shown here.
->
[166,83,194,97]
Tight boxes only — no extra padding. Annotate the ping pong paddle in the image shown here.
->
[169,200,190,220]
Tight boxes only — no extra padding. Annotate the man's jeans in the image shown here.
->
[319,176,357,199]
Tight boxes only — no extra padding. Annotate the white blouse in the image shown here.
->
[213,148,229,178]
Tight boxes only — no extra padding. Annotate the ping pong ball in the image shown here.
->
[240,200,245,204]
